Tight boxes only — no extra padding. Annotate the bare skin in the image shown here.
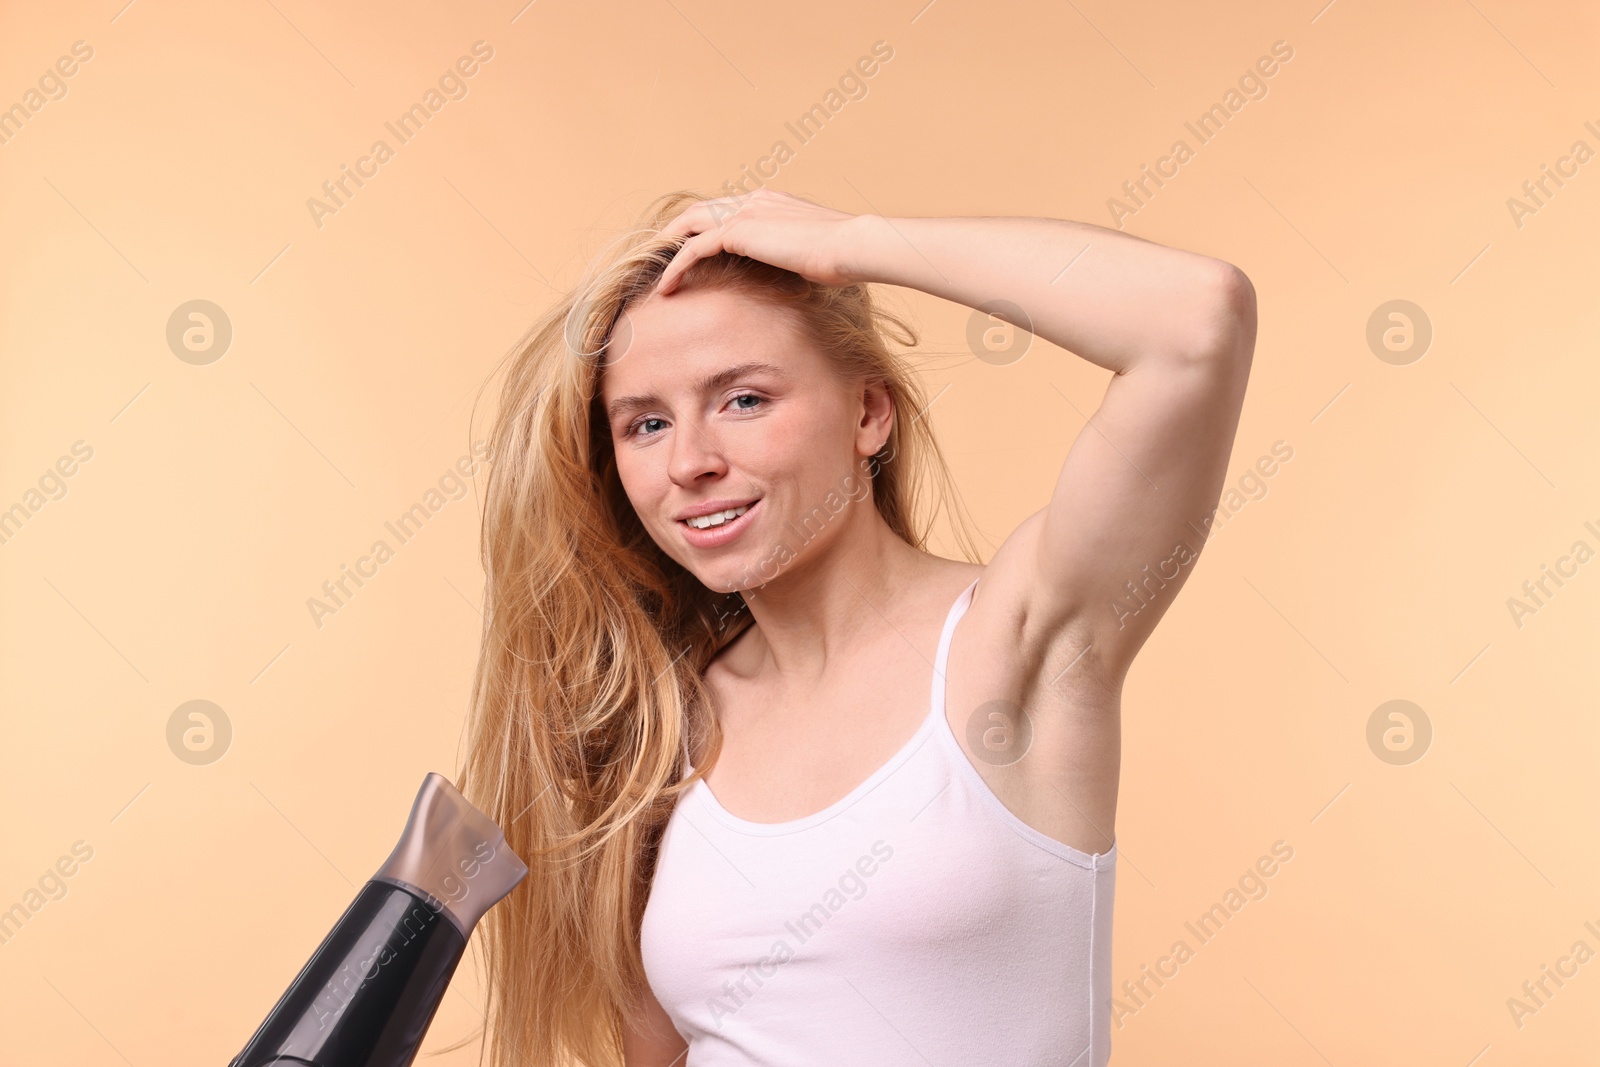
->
[606,189,1257,1065]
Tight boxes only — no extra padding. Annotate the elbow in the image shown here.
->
[1193,262,1257,365]
[1141,260,1257,372]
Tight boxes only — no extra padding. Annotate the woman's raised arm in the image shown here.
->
[843,211,1257,684]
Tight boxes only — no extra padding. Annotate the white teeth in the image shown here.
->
[684,504,751,530]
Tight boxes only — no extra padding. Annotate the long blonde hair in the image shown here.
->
[452,189,985,1066]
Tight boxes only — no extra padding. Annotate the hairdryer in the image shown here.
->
[229,772,529,1067]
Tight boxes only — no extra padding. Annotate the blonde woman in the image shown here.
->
[456,187,1256,1066]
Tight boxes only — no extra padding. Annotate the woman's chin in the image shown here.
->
[696,567,753,596]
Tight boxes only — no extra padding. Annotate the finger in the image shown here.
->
[658,234,717,292]
[655,229,726,294]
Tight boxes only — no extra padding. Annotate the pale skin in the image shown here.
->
[606,188,1257,1065]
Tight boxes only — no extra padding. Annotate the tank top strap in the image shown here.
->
[930,577,981,725]
[685,578,980,777]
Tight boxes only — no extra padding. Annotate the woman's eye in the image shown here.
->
[625,394,762,439]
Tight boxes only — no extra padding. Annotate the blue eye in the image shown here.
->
[624,392,765,439]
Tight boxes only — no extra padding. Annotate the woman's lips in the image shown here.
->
[678,499,760,549]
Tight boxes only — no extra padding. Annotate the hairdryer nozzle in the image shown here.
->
[229,773,529,1067]
[372,772,530,938]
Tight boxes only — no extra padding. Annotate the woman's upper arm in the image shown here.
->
[986,263,1258,683]
[622,980,688,1067]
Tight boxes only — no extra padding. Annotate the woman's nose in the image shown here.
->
[666,418,728,485]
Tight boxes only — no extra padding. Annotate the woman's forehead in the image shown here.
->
[614,287,791,350]
[602,289,806,384]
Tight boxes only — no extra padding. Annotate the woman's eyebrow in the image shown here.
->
[605,360,789,421]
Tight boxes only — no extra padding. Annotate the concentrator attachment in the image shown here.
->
[229,772,529,1067]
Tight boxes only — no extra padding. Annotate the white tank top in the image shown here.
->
[640,578,1118,1066]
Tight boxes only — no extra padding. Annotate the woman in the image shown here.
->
[456,187,1255,1066]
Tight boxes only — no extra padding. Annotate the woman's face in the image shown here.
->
[600,285,889,594]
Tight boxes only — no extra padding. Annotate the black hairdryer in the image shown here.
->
[229,773,529,1067]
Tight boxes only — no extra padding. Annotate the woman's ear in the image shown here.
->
[856,379,895,458]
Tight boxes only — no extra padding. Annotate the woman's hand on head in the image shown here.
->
[652,187,871,295]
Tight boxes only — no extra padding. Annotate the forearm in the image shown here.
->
[844,213,1244,373]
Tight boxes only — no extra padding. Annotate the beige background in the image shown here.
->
[2,0,1597,1063]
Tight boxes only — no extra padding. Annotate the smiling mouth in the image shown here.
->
[680,502,756,530]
